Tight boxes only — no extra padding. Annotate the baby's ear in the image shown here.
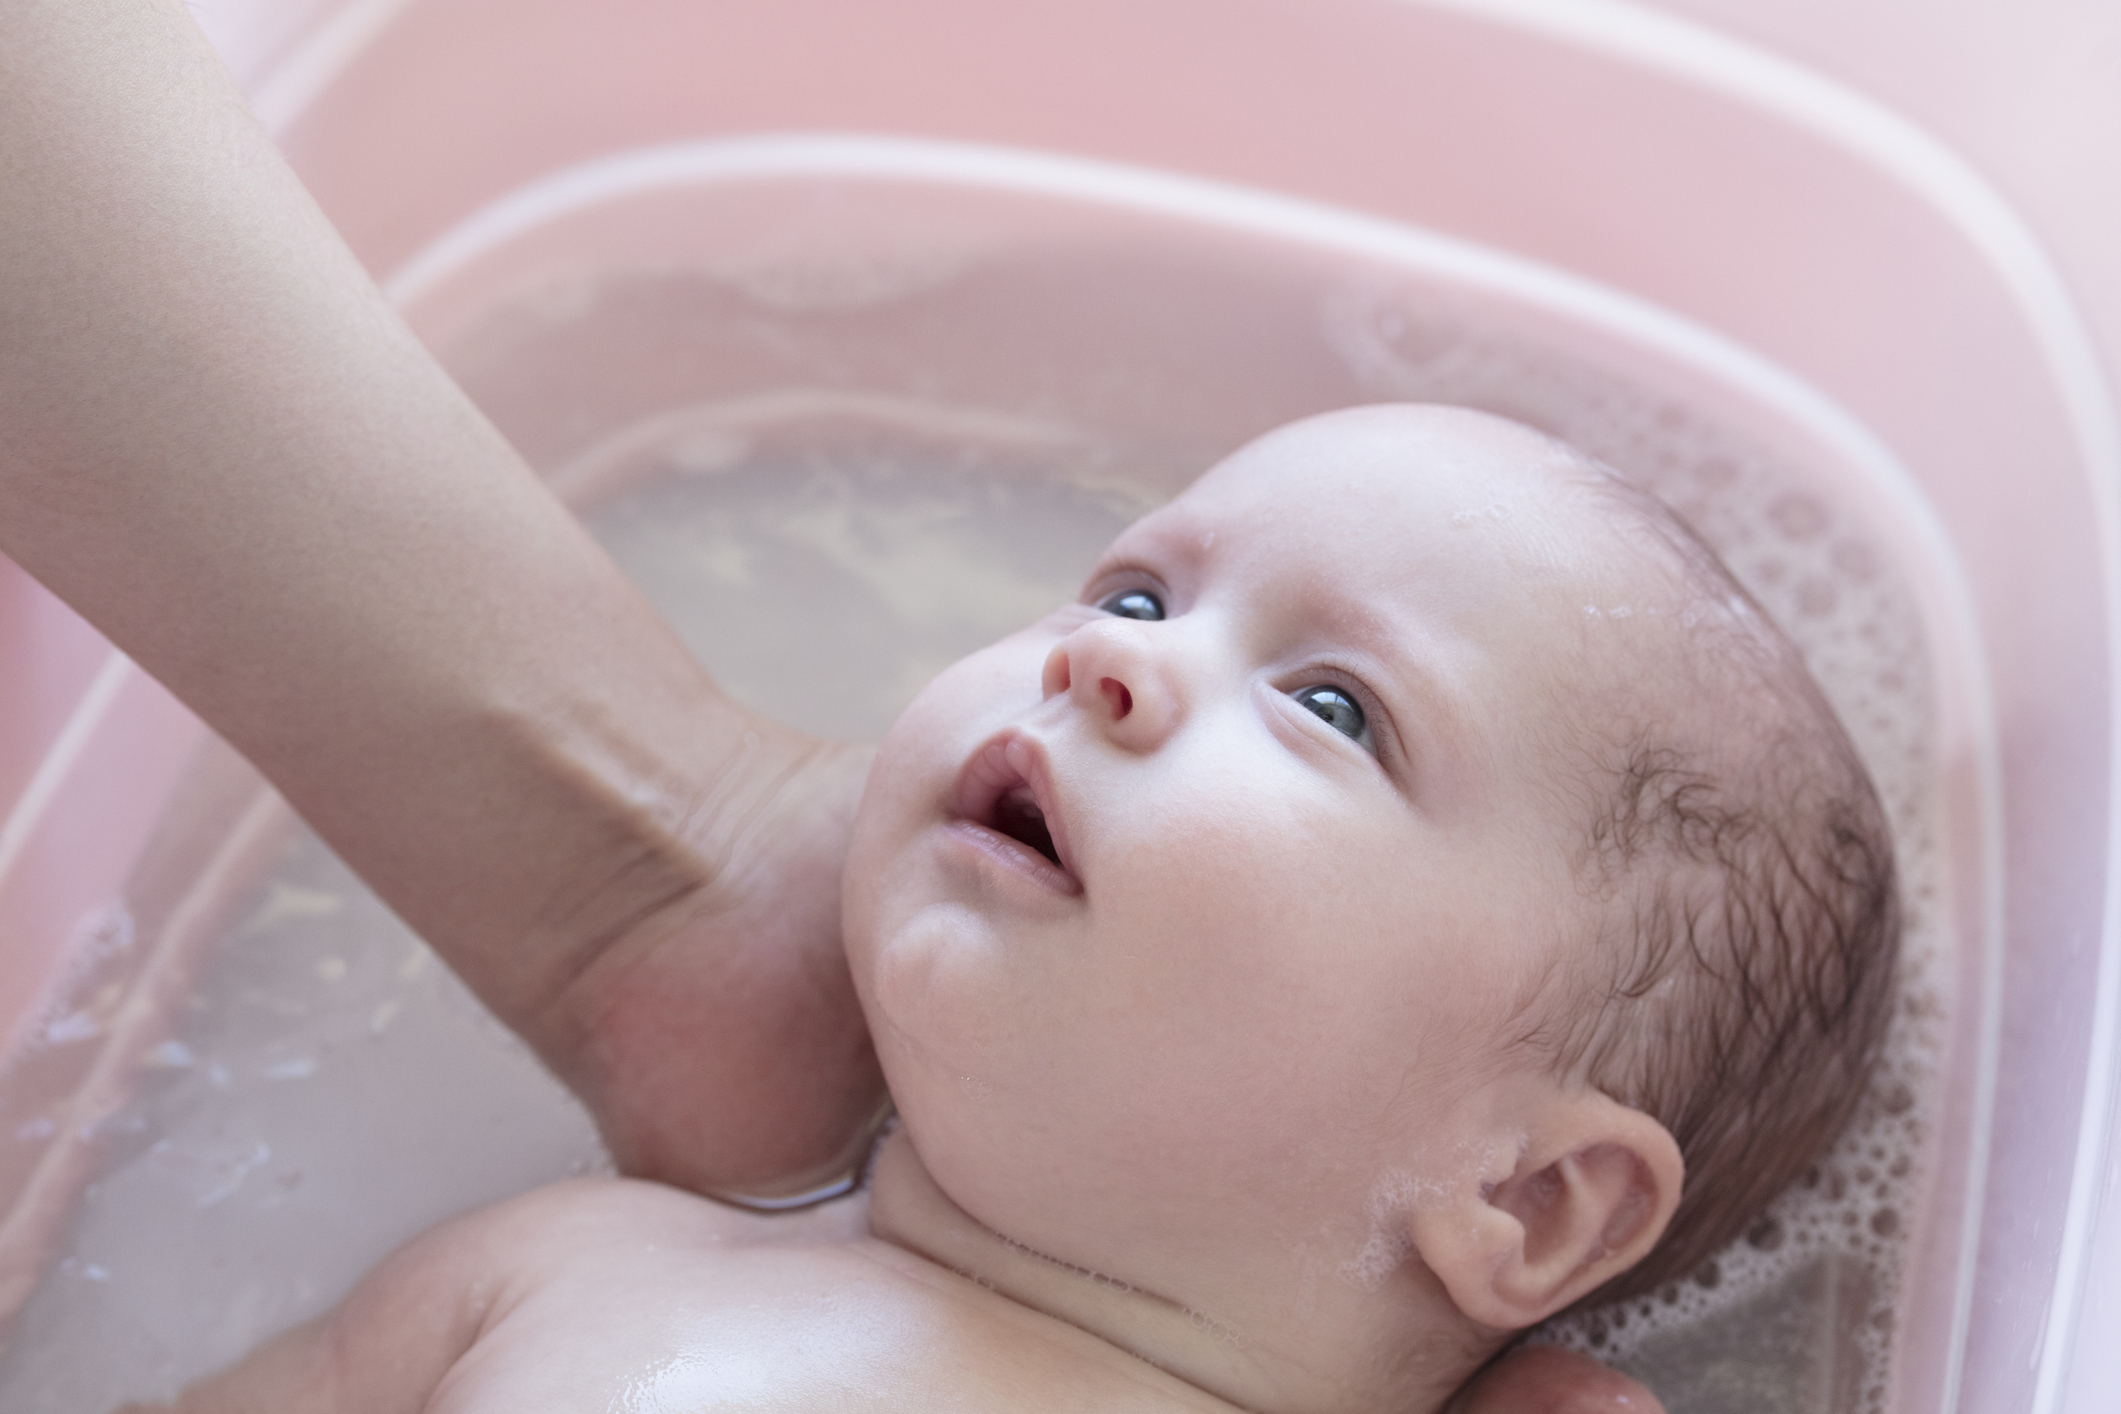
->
[1409,1090,1683,1331]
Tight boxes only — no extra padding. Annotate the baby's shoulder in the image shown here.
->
[433,1173,866,1267]
[401,1178,1234,1414]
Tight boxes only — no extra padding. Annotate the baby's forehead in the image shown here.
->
[1192,404,1577,496]
[1136,406,1659,609]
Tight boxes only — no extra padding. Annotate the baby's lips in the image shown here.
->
[1004,735,1082,886]
[952,730,1082,886]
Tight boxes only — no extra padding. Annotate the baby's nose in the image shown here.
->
[1041,617,1178,751]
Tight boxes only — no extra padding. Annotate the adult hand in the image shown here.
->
[552,733,890,1199]
[1453,1346,1664,1414]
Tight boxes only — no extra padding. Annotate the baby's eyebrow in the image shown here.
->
[1335,593,1487,798]
[1114,510,1211,568]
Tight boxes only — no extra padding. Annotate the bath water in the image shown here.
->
[0,154,1957,1413]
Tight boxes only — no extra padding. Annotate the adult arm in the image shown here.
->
[0,0,883,1197]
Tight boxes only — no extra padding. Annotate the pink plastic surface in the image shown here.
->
[0,573,199,1065]
[4,2,2115,1410]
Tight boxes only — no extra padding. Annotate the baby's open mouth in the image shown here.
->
[991,785,1061,868]
[952,731,1080,892]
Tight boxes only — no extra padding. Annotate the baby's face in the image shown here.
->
[845,405,1677,1276]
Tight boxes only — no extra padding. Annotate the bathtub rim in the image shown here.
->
[7,0,2113,1405]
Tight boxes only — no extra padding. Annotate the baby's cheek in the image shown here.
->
[1105,799,1365,1013]
[862,899,1023,1076]
[1124,769,1372,930]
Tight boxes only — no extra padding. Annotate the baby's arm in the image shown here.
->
[0,0,881,1197]
[121,1190,529,1414]
[128,1283,457,1414]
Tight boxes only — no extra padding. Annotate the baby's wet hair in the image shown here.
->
[1535,466,1900,1303]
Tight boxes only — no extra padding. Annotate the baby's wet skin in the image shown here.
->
[145,1135,1242,1414]
[438,1177,1151,1410]
[134,1130,1658,1414]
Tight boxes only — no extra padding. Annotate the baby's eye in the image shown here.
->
[1292,685,1368,744]
[1098,589,1164,621]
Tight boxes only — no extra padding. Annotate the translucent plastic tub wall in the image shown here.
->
[2,2,2115,1411]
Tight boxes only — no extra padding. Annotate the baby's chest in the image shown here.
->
[429,1239,1216,1414]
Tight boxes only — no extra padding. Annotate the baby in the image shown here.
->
[141,404,1898,1414]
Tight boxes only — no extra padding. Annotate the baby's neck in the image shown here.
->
[863,1127,1497,1414]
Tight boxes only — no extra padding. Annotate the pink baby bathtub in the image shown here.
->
[2,1,2116,1409]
